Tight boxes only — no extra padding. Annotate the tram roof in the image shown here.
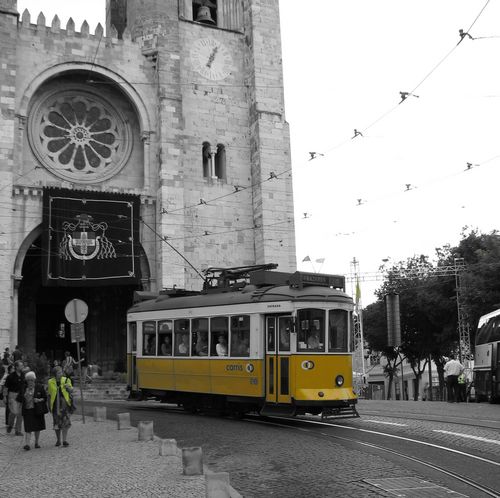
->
[128,284,352,314]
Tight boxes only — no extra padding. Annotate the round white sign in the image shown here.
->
[64,299,88,324]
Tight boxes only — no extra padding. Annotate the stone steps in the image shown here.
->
[71,379,129,400]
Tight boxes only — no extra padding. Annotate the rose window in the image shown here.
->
[29,89,132,183]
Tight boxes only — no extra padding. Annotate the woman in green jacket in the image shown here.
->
[47,366,73,447]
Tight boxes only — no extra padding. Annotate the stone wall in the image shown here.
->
[0,0,297,353]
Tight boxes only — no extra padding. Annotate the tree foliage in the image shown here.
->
[453,230,500,337]
[363,229,500,398]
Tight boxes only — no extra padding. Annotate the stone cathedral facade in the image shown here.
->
[0,0,296,369]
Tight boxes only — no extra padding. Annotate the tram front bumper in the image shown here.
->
[294,388,357,405]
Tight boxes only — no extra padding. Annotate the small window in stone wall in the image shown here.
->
[202,142,226,180]
[202,142,211,178]
[215,144,226,180]
[192,0,217,25]
[181,0,242,31]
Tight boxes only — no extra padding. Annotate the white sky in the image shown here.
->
[17,0,500,303]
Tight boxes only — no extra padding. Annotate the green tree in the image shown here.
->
[365,255,457,398]
[453,230,500,337]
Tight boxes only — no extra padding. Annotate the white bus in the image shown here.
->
[474,309,500,403]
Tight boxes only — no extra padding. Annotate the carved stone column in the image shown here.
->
[141,130,153,189]
[11,274,22,348]
[209,144,218,179]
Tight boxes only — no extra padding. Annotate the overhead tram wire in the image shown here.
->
[352,151,500,210]
[25,2,493,226]
[8,2,494,246]
[85,2,112,84]
[140,218,206,283]
[297,150,500,233]
[6,149,498,242]
[159,167,291,215]
[310,0,493,160]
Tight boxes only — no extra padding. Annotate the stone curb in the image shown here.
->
[151,434,243,498]
[95,407,242,498]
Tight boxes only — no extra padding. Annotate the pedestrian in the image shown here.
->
[12,345,23,362]
[444,354,464,402]
[2,347,11,365]
[5,360,25,435]
[62,350,76,377]
[47,366,74,447]
[457,372,467,402]
[78,347,92,384]
[1,363,13,425]
[20,371,47,450]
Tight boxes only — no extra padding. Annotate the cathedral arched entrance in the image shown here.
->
[16,227,151,372]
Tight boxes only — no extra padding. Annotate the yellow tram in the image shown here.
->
[126,267,358,418]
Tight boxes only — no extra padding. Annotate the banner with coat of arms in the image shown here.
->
[42,188,141,286]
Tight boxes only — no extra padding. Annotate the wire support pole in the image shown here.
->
[454,258,472,364]
[350,258,366,395]
[346,259,472,364]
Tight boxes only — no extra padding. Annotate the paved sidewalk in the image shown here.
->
[0,408,205,498]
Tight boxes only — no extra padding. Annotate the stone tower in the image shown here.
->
[0,0,296,367]
[107,0,296,288]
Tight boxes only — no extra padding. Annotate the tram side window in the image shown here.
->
[128,322,137,353]
[142,321,157,356]
[158,320,173,356]
[211,316,229,356]
[328,310,348,352]
[230,315,250,357]
[192,318,209,356]
[297,309,325,352]
[267,317,276,352]
[278,316,291,352]
[174,319,190,356]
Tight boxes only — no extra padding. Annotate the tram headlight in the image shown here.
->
[335,375,344,387]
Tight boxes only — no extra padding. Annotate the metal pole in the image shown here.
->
[428,354,433,401]
[76,339,85,424]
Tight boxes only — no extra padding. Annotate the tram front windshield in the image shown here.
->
[296,309,349,353]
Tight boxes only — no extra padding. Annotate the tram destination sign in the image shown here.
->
[42,188,141,287]
[289,271,345,290]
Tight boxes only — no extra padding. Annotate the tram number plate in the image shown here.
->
[250,378,258,385]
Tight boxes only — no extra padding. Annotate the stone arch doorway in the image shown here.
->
[16,226,151,372]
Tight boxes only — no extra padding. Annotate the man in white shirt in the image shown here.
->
[444,355,464,402]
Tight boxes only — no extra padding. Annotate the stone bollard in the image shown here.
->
[137,420,154,441]
[117,412,131,430]
[159,438,178,456]
[182,447,203,475]
[93,406,107,422]
[205,472,231,498]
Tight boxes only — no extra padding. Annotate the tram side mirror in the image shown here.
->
[291,317,297,333]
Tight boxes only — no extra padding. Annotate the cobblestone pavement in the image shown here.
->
[0,408,204,498]
[88,402,441,498]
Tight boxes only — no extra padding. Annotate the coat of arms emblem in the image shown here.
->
[59,214,116,261]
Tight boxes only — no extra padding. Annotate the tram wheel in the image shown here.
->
[182,402,198,414]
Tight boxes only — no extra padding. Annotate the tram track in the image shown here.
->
[243,415,500,498]
[88,400,500,496]
[355,409,500,431]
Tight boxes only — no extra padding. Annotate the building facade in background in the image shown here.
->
[0,0,296,369]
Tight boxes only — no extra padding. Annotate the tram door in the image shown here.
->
[265,315,292,404]
[128,322,138,391]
